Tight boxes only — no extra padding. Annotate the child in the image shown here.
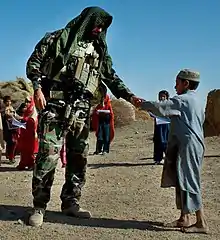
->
[152,90,170,164]
[92,94,115,155]
[16,102,27,117]
[15,102,27,155]
[140,69,208,234]
[2,96,19,164]
[0,112,4,166]
[17,96,39,170]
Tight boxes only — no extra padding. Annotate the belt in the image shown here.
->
[41,78,93,101]
[49,90,93,101]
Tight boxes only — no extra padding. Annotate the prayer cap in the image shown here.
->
[177,69,200,82]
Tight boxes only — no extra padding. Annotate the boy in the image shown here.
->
[2,96,18,164]
[152,90,170,164]
[140,69,208,234]
[0,111,4,166]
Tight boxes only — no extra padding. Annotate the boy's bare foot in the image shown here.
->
[181,222,209,234]
[164,214,192,228]
[164,219,192,228]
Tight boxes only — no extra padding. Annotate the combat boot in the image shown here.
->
[62,205,91,218]
[29,208,45,227]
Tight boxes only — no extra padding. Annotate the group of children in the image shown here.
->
[0,95,69,169]
[0,95,38,169]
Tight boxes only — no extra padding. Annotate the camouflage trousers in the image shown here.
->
[32,98,90,210]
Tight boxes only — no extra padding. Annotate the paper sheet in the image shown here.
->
[97,110,110,113]
[148,112,170,125]
[11,118,27,129]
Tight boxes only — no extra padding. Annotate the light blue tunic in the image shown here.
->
[141,90,205,212]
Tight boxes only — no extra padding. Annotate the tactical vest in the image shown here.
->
[53,41,100,96]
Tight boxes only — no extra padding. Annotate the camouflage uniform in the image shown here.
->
[26,7,134,225]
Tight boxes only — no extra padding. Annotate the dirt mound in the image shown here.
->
[111,98,136,127]
[135,109,152,121]
[111,99,152,127]
[204,89,220,137]
[0,77,33,108]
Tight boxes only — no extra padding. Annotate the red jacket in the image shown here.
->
[92,95,115,142]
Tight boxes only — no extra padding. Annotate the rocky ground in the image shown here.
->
[0,120,219,240]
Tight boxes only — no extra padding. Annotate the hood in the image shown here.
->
[66,6,113,38]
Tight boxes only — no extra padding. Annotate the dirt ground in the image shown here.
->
[0,120,219,240]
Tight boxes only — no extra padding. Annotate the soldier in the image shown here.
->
[26,6,142,227]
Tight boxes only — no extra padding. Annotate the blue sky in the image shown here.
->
[0,0,219,105]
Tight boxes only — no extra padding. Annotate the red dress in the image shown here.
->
[17,97,39,170]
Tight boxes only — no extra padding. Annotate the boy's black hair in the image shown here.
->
[159,90,169,99]
[3,95,11,103]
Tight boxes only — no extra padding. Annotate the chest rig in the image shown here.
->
[52,41,100,98]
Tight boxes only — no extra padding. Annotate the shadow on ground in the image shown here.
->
[0,204,178,232]
[0,167,18,172]
[88,154,220,169]
[88,162,161,169]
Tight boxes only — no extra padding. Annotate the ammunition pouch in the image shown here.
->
[40,88,91,139]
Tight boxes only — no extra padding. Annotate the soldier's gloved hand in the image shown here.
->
[34,88,47,110]
[130,96,144,108]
